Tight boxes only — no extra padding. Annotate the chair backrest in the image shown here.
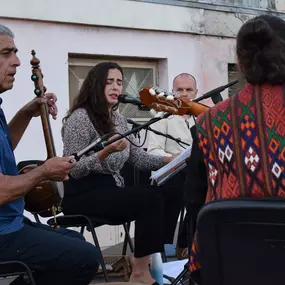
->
[197,197,285,285]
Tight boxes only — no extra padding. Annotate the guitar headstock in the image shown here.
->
[139,86,209,117]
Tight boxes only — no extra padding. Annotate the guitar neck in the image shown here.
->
[40,103,56,159]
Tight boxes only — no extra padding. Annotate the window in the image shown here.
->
[228,63,245,97]
[68,55,158,120]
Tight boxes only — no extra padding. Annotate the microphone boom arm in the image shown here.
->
[147,127,190,146]
[127,119,190,147]
[146,125,190,147]
[74,112,172,161]
[192,80,239,103]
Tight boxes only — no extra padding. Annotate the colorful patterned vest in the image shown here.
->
[190,83,285,273]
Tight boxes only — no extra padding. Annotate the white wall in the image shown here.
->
[0,0,260,37]
[1,18,236,248]
[3,19,236,161]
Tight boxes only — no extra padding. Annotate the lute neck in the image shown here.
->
[41,103,56,159]
[30,50,56,160]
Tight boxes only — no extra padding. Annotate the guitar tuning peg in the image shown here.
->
[149,88,156,96]
[166,95,174,101]
[157,92,165,98]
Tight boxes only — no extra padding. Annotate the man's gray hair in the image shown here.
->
[0,24,14,38]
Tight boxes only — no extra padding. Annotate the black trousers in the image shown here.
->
[0,218,99,285]
[62,173,183,258]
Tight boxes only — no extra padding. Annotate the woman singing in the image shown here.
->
[61,62,177,285]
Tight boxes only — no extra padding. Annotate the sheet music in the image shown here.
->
[150,145,192,186]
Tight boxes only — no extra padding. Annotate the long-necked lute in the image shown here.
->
[18,50,64,218]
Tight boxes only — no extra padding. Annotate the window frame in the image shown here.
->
[68,56,159,122]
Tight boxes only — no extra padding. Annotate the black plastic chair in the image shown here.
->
[197,197,285,285]
[45,214,134,282]
[0,261,36,285]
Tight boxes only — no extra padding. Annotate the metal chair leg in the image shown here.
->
[80,226,85,234]
[0,261,36,285]
[161,248,167,263]
[122,225,129,255]
[24,264,36,285]
[87,219,109,282]
[33,214,42,224]
[122,222,134,255]
[178,207,186,237]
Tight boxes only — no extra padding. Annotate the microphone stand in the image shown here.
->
[129,122,141,143]
[147,126,190,147]
[73,112,172,161]
[192,80,238,103]
[127,119,190,148]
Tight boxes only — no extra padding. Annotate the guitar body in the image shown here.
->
[18,161,64,217]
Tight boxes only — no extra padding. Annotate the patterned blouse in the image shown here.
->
[61,108,165,187]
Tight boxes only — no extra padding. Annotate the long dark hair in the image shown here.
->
[236,15,285,85]
[63,62,123,135]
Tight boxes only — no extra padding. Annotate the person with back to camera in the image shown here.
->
[185,14,285,284]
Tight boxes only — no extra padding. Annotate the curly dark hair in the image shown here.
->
[236,14,285,85]
[63,62,123,135]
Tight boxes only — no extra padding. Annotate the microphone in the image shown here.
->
[211,93,223,104]
[118,94,150,111]
[193,80,239,103]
